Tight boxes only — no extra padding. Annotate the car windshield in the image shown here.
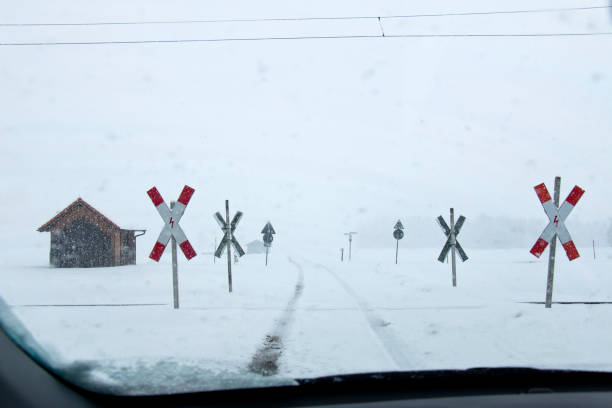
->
[1,0,612,396]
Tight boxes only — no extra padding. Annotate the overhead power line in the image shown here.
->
[2,4,611,47]
[1,32,612,47]
[0,5,610,27]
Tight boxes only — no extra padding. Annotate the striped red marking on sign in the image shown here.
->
[530,237,549,258]
[150,241,166,261]
[566,186,585,206]
[179,240,197,260]
[534,183,551,203]
[147,187,164,207]
[562,241,580,261]
[177,185,195,206]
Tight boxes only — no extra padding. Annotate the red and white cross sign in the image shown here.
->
[530,183,585,261]
[147,185,197,261]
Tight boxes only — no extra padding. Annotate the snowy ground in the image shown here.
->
[2,244,612,394]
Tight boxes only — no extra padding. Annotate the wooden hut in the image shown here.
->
[37,198,145,268]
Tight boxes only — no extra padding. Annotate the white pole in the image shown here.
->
[395,239,399,265]
[225,200,233,293]
[170,201,179,309]
[545,176,561,308]
[450,208,457,287]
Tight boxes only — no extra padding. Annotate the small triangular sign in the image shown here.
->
[394,220,404,230]
[261,222,276,235]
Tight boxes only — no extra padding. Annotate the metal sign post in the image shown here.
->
[340,248,344,262]
[214,201,245,293]
[437,209,468,287]
[545,178,561,310]
[344,232,357,261]
[393,220,404,264]
[261,222,276,266]
[450,209,456,287]
[529,177,585,308]
[224,202,233,291]
[170,202,179,308]
[147,185,197,309]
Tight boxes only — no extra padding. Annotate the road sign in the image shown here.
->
[214,200,244,292]
[393,220,404,240]
[393,220,404,264]
[529,177,585,308]
[344,232,357,261]
[147,185,196,261]
[530,181,585,261]
[147,185,196,309]
[437,209,467,287]
[262,222,275,247]
[261,222,276,266]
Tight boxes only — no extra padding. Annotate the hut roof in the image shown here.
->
[37,197,121,232]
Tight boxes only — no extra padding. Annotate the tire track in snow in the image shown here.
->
[308,261,414,371]
[248,258,304,376]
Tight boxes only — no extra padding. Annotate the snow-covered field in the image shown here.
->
[2,244,612,394]
[1,0,612,396]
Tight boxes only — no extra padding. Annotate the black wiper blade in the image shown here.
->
[296,367,612,396]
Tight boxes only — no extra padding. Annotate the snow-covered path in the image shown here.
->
[248,258,304,376]
[279,257,412,378]
[309,260,414,369]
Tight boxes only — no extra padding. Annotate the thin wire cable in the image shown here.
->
[0,5,610,27]
[2,32,612,47]
[385,5,612,20]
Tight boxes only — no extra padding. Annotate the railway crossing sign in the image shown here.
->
[147,185,196,309]
[393,220,404,264]
[529,177,585,308]
[437,209,467,287]
[214,211,245,258]
[530,181,585,261]
[261,222,276,266]
[147,185,197,261]
[214,200,244,292]
[437,214,467,263]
